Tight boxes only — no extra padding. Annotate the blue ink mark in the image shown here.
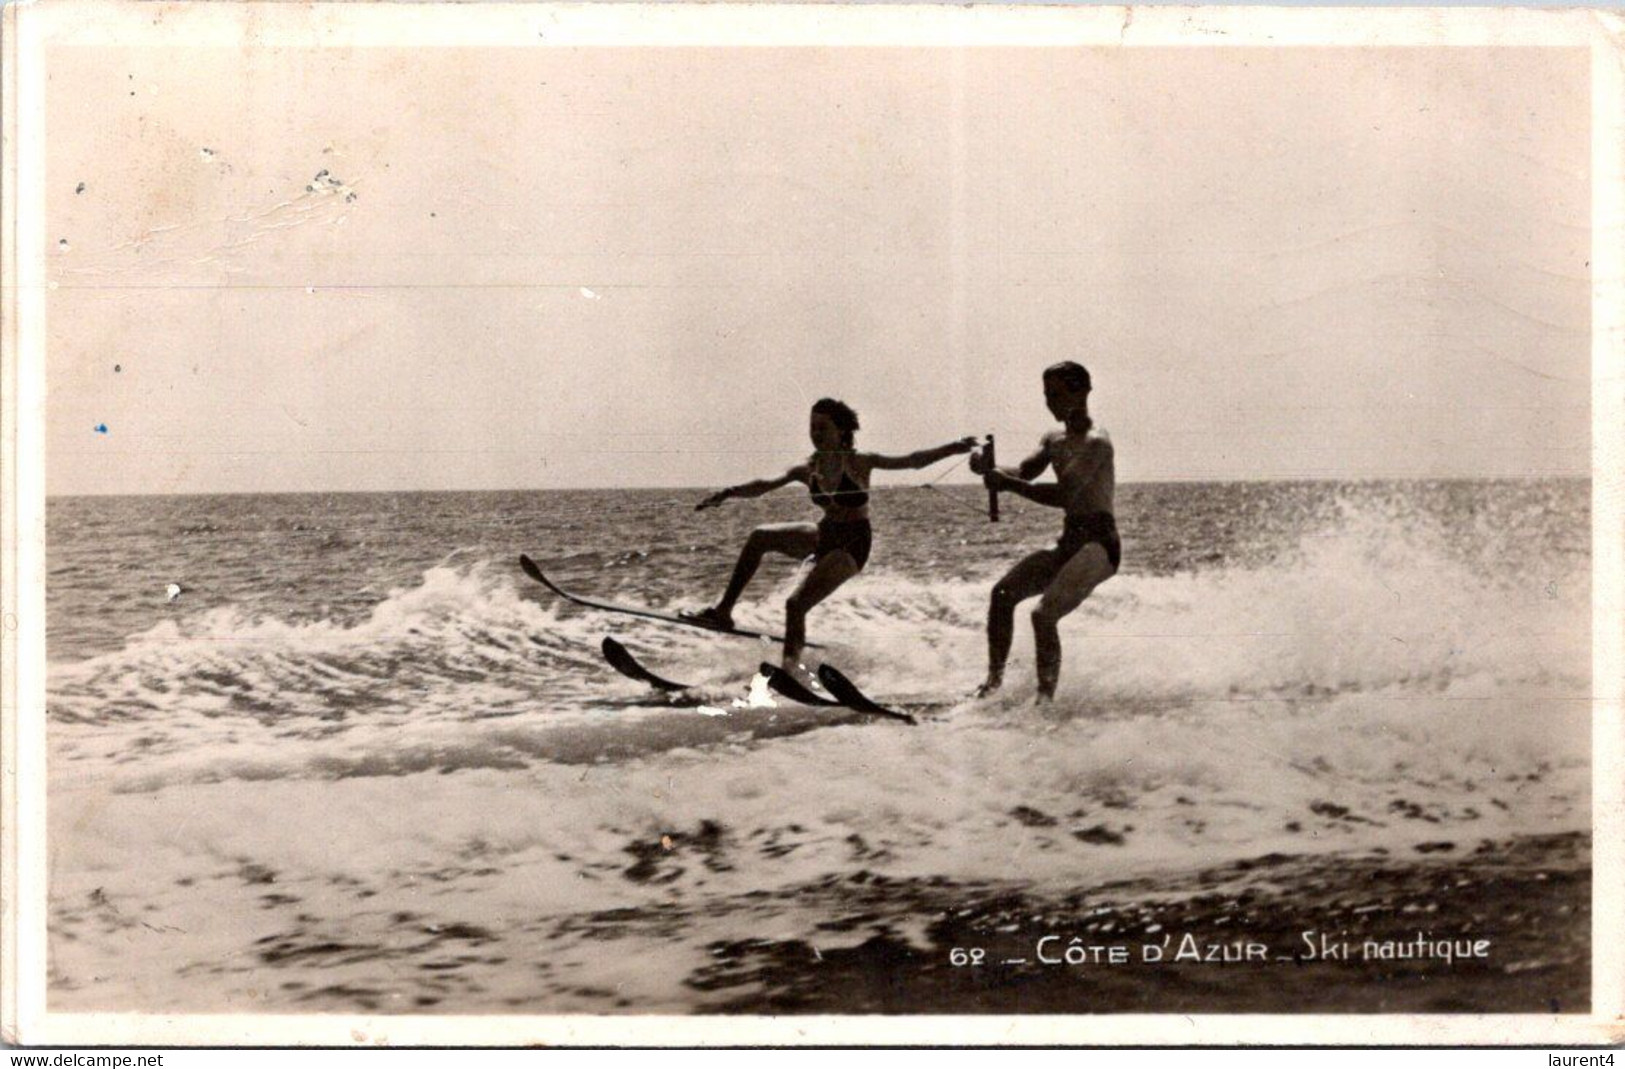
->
[94,423,108,434]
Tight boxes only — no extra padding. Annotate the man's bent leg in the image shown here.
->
[1031,544,1115,700]
[981,549,1062,696]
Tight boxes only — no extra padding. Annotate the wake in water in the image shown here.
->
[51,492,1588,758]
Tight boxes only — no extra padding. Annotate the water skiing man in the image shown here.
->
[971,361,1119,701]
[685,398,978,674]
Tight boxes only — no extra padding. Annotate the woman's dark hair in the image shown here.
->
[811,397,861,447]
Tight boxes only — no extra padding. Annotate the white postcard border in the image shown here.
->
[3,0,1621,1047]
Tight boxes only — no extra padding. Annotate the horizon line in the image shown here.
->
[42,471,1592,501]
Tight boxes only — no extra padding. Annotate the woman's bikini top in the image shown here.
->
[808,455,870,511]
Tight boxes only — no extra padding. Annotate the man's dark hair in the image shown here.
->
[811,397,861,447]
[1043,361,1092,394]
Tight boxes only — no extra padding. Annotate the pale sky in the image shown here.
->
[44,45,1590,495]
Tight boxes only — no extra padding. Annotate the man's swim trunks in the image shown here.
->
[1057,511,1121,571]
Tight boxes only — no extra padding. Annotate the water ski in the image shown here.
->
[520,554,821,647]
[601,635,909,726]
[760,663,842,707]
[601,636,691,693]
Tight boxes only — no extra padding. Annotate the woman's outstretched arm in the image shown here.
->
[863,436,980,472]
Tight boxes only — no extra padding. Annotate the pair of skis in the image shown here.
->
[600,637,916,725]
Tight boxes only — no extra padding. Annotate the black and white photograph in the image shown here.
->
[2,0,1620,1047]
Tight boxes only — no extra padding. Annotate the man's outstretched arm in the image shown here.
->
[988,472,1067,508]
[986,437,1110,509]
[974,437,1051,480]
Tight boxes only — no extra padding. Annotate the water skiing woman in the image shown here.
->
[684,398,977,672]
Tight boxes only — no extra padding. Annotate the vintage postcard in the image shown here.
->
[2,0,1621,1048]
